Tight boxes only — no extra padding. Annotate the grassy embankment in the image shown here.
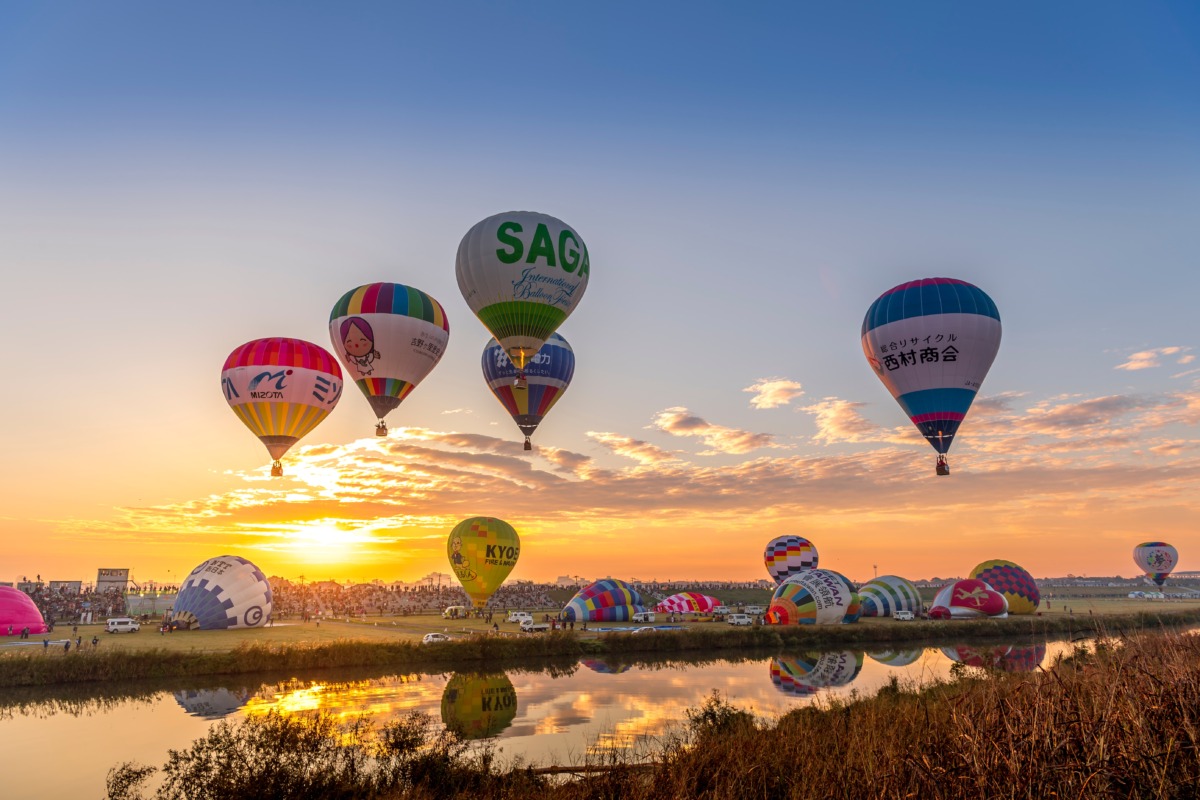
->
[4,601,1200,689]
[105,628,1200,799]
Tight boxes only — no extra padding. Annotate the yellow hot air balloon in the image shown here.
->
[447,517,520,609]
[440,672,518,739]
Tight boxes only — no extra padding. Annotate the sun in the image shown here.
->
[282,523,369,563]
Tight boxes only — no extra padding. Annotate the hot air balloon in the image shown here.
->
[221,338,343,476]
[929,579,1008,620]
[859,575,922,618]
[440,673,518,740]
[329,282,449,436]
[448,518,520,609]
[766,570,854,625]
[580,658,632,674]
[764,535,819,585]
[457,211,589,388]
[482,332,574,450]
[655,592,720,614]
[861,278,1001,475]
[174,688,252,720]
[970,560,1040,615]
[171,555,273,630]
[770,651,864,696]
[0,586,49,636]
[826,570,863,623]
[1133,542,1178,588]
[563,579,647,623]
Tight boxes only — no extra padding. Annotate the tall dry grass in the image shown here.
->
[106,628,1200,799]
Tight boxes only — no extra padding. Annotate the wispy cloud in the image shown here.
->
[801,398,913,446]
[587,431,681,466]
[1115,346,1192,371]
[744,378,805,409]
[650,407,780,455]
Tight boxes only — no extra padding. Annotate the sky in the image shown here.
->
[2,2,1199,587]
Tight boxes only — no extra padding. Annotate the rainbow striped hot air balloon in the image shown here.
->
[221,337,343,476]
[563,579,646,623]
[766,570,854,625]
[482,332,574,450]
[862,278,1001,475]
[329,282,449,436]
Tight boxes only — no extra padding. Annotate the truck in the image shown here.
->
[520,620,551,633]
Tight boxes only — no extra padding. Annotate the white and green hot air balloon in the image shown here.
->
[456,211,589,388]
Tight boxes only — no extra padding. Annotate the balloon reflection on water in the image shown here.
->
[866,649,923,668]
[770,651,864,697]
[173,688,252,720]
[941,643,1047,673]
[440,673,518,740]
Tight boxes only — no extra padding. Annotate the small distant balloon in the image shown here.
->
[1133,542,1178,588]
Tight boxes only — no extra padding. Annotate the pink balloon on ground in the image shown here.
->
[0,586,49,635]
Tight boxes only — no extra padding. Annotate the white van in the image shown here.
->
[105,617,140,633]
[506,611,533,624]
[892,610,915,621]
[742,605,765,615]
[727,614,754,626]
[442,605,469,619]
[712,605,731,615]
[631,611,656,623]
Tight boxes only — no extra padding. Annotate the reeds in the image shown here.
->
[106,628,1200,799]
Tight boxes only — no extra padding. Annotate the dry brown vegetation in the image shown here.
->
[106,627,1200,799]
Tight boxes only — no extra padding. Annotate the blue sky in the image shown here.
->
[1,3,1198,584]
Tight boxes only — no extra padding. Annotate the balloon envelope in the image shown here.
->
[766,570,854,625]
[221,338,343,464]
[329,283,449,423]
[482,332,574,445]
[174,688,252,720]
[563,579,646,623]
[929,579,1008,620]
[0,586,48,636]
[861,278,1001,455]
[859,576,922,618]
[172,555,273,630]
[440,673,518,740]
[448,518,520,609]
[970,560,1040,615]
[655,592,720,614]
[1133,542,1178,587]
[764,535,819,585]
[456,211,589,370]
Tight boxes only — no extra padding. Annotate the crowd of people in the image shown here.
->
[268,579,563,619]
[22,583,130,624]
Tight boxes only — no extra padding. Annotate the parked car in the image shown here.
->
[631,626,656,634]
[712,605,732,615]
[742,605,765,615]
[631,611,656,623]
[506,611,533,624]
[726,614,754,626]
[422,632,453,644]
[892,610,915,621]
[105,617,140,634]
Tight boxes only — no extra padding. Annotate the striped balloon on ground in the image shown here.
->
[969,559,1040,615]
[859,575,922,618]
[655,592,719,614]
[563,579,646,623]
[766,569,853,625]
[764,535,819,585]
[826,570,862,623]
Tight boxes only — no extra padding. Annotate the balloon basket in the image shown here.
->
[375,422,388,437]
[524,439,532,451]
[514,373,527,390]
[270,462,283,477]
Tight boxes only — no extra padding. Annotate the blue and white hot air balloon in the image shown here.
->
[482,332,574,450]
[861,278,1001,475]
[171,555,273,630]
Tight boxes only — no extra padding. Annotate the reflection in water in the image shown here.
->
[580,658,631,674]
[440,673,518,739]
[867,649,923,667]
[173,688,252,720]
[940,642,1047,672]
[770,651,864,696]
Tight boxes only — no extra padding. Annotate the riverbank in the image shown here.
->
[103,628,1200,799]
[5,606,1199,688]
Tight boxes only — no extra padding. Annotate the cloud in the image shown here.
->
[441,408,473,415]
[587,432,681,466]
[800,398,913,446]
[650,407,779,455]
[743,378,805,409]
[1115,346,1192,371]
